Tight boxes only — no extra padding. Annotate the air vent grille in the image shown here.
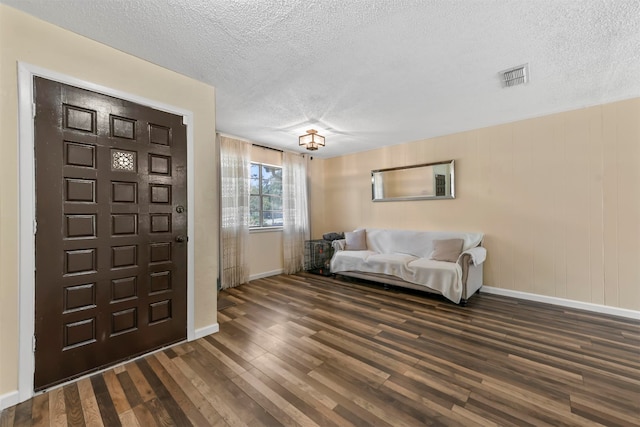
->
[501,64,529,87]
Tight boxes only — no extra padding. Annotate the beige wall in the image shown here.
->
[249,231,284,277]
[0,5,218,397]
[316,98,640,311]
[308,155,327,239]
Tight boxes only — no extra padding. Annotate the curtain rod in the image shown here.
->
[252,143,283,153]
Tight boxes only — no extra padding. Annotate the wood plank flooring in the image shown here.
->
[2,273,639,426]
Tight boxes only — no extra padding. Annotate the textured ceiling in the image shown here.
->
[3,0,640,158]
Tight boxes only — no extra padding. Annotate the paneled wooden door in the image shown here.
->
[33,77,187,390]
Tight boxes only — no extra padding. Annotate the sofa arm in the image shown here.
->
[458,246,487,266]
[458,247,486,300]
[332,239,346,252]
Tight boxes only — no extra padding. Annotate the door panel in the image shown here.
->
[34,77,187,390]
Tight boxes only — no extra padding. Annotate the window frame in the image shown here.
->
[250,161,283,230]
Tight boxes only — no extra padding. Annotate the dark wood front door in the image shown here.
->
[33,77,188,390]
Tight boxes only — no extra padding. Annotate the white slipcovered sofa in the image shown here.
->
[330,228,486,304]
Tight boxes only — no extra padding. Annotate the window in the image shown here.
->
[250,162,283,228]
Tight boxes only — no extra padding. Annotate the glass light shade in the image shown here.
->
[299,129,325,151]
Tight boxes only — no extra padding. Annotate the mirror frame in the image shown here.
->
[371,160,455,202]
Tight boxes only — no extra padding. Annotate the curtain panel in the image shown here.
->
[219,135,251,289]
[282,152,310,274]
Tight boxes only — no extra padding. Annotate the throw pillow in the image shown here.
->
[430,238,464,262]
[345,229,367,250]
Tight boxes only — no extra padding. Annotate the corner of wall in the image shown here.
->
[194,323,219,340]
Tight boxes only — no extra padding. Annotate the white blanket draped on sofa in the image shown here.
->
[330,229,485,304]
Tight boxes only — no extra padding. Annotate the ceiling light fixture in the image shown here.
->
[298,129,325,151]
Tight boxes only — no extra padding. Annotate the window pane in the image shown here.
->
[250,211,260,227]
[250,195,261,227]
[262,178,282,195]
[262,211,272,226]
[250,163,283,228]
[262,165,277,180]
[263,211,283,226]
[264,196,282,210]
[250,178,260,194]
[250,163,260,180]
[250,195,260,211]
[273,212,283,226]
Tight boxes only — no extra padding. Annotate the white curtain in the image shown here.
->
[219,135,251,289]
[282,151,310,274]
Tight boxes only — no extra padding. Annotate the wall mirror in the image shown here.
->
[371,160,455,201]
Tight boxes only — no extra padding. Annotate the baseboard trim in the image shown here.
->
[481,286,640,320]
[249,269,283,281]
[0,390,19,411]
[194,323,219,340]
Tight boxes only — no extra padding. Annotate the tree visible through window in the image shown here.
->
[250,163,283,227]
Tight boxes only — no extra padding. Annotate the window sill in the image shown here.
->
[250,227,283,234]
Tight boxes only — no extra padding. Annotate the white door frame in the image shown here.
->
[17,62,196,402]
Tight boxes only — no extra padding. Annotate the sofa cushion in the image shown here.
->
[366,253,417,277]
[330,249,376,273]
[345,229,367,250]
[406,258,462,302]
[430,238,464,262]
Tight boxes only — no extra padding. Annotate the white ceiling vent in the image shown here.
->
[500,64,529,87]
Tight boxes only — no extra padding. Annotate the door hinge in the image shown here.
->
[32,335,36,352]
[32,102,36,119]
[33,219,37,235]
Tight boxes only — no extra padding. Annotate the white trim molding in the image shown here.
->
[481,286,640,320]
[249,269,284,281]
[0,391,20,412]
[16,62,196,405]
[194,323,220,339]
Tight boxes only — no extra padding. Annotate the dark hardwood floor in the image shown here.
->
[2,273,639,426]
